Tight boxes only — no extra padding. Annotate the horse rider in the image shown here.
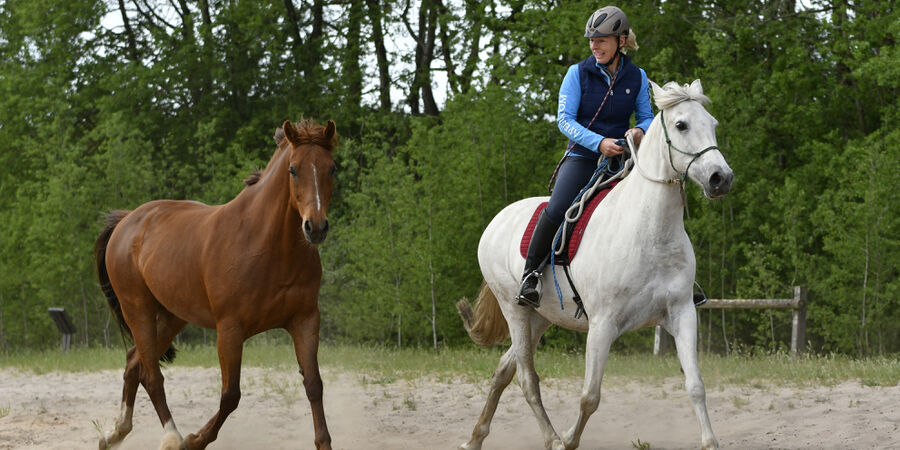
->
[518,5,652,307]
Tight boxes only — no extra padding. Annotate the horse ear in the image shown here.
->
[324,120,336,141]
[690,79,704,96]
[649,80,664,108]
[283,120,299,145]
[649,80,663,98]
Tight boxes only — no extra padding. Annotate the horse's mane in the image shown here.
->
[243,169,263,186]
[243,119,336,187]
[653,80,710,110]
[273,118,338,151]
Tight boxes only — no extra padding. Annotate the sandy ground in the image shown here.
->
[0,365,897,449]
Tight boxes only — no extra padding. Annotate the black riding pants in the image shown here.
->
[546,156,598,224]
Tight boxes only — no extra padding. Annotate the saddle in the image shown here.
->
[519,180,619,265]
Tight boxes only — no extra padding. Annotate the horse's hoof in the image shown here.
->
[158,431,183,450]
[459,442,481,450]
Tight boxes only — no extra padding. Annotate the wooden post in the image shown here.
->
[791,286,808,355]
[654,286,808,356]
[653,325,674,355]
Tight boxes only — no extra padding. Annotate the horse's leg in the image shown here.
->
[562,320,617,450]
[666,305,718,450]
[99,346,140,450]
[459,345,516,450]
[509,310,561,450]
[183,324,245,449]
[460,310,553,450]
[288,309,332,450]
[124,302,185,449]
[100,314,186,449]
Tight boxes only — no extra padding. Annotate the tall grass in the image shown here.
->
[1,342,897,387]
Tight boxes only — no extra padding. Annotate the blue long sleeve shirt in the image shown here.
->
[557,59,653,155]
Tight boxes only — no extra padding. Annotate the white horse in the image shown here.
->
[456,80,732,450]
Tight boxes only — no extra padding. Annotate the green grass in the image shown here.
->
[1,342,898,387]
[632,438,652,449]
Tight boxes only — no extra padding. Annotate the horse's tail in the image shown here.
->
[94,210,177,364]
[456,281,509,347]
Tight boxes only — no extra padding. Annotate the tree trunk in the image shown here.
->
[421,0,439,116]
[387,184,403,348]
[81,282,89,346]
[460,0,483,94]
[403,1,423,114]
[118,0,139,61]
[861,210,870,357]
[176,0,194,43]
[366,0,392,111]
[404,0,439,116]
[0,292,5,353]
[283,0,303,46]
[20,284,27,348]
[429,202,437,351]
[104,310,110,348]
[436,0,457,94]
[721,309,729,354]
[344,0,364,112]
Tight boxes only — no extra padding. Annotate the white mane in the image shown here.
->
[651,79,710,110]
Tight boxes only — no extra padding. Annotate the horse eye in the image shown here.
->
[675,121,688,131]
[289,166,297,177]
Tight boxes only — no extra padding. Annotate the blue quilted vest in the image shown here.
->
[568,53,643,160]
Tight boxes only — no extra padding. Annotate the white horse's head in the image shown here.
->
[649,80,733,198]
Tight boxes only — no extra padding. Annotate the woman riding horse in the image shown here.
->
[518,5,653,307]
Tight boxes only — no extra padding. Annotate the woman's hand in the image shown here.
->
[625,127,644,147]
[598,138,625,157]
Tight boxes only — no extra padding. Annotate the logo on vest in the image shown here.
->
[625,88,631,94]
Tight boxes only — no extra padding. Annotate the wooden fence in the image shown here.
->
[654,286,808,355]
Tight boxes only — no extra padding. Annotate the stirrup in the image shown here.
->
[693,292,707,307]
[516,271,542,308]
[693,281,708,307]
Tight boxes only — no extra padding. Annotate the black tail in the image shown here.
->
[95,210,177,364]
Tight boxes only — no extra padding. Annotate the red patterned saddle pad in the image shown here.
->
[519,180,618,264]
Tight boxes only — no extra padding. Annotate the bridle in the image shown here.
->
[628,109,722,187]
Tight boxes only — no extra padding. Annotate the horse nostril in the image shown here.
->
[322,220,329,235]
[709,172,723,188]
[303,220,312,235]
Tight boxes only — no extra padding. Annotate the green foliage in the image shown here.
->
[0,0,897,355]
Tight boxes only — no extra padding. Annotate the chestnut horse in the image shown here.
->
[94,119,337,450]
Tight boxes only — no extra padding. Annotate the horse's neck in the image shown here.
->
[634,116,678,184]
[227,146,302,246]
[615,119,686,233]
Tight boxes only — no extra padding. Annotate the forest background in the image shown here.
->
[0,0,897,357]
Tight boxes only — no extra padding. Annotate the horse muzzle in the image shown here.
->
[705,168,734,199]
[302,218,329,244]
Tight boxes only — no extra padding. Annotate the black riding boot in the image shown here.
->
[517,210,558,308]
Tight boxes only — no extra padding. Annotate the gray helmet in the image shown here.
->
[584,6,629,38]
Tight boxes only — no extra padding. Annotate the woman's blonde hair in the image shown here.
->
[622,29,639,53]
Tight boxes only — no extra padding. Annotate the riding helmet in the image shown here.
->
[584,6,629,38]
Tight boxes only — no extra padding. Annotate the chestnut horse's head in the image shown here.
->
[280,119,338,244]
